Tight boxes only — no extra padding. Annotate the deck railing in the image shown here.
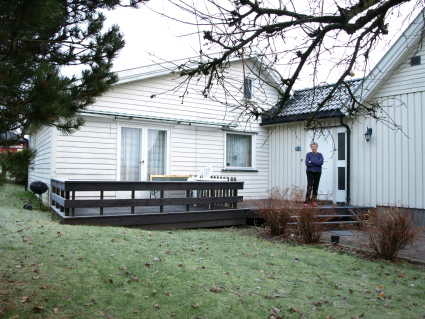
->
[50,179,244,217]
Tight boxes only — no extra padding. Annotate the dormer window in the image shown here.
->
[243,77,253,99]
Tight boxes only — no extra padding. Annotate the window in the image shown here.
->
[243,77,253,99]
[226,133,252,168]
[147,129,167,177]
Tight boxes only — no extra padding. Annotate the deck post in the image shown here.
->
[51,186,56,208]
[60,190,65,213]
[131,190,135,214]
[100,191,104,215]
[64,191,70,216]
[233,189,238,208]
[71,191,75,216]
[160,190,164,212]
[186,190,190,211]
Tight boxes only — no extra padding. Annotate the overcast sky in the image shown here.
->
[102,1,422,89]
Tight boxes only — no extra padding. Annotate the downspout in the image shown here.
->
[339,116,351,205]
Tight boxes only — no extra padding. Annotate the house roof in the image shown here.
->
[114,55,283,89]
[354,9,425,101]
[261,9,425,126]
[261,79,363,125]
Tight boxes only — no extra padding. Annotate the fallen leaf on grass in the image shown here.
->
[129,276,140,282]
[191,303,200,309]
[32,305,44,313]
[21,296,30,303]
[209,287,224,293]
[53,307,60,313]
[144,263,152,267]
[154,304,160,309]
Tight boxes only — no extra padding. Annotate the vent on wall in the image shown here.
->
[410,55,421,66]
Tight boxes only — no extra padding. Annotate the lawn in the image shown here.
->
[1,184,424,319]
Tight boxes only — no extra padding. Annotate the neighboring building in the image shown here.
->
[263,10,425,210]
[28,57,280,201]
[0,132,27,153]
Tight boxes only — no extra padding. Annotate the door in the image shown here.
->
[335,128,347,204]
[305,129,336,201]
[120,127,168,181]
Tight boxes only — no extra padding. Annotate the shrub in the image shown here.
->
[256,188,302,237]
[294,208,323,244]
[0,149,35,185]
[366,207,421,260]
[258,207,291,236]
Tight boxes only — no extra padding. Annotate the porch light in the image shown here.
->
[364,127,372,142]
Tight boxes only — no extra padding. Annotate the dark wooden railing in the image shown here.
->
[50,179,244,217]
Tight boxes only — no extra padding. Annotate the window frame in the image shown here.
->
[223,132,256,171]
[243,77,253,100]
[116,121,171,181]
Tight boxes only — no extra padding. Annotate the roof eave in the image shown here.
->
[261,109,344,126]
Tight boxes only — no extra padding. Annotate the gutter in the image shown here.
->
[339,116,351,205]
[80,109,237,129]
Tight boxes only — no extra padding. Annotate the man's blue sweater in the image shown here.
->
[305,152,324,172]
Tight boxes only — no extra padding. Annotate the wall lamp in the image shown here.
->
[364,127,373,142]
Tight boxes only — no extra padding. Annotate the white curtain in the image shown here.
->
[148,129,166,178]
[120,127,141,181]
[226,134,252,167]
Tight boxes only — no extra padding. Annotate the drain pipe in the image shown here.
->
[340,116,351,205]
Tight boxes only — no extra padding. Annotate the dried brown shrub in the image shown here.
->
[294,208,324,244]
[366,207,421,260]
[256,188,303,237]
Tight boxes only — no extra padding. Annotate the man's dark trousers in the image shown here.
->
[305,171,321,202]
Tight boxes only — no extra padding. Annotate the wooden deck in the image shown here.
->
[50,179,254,228]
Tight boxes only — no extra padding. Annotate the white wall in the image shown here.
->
[28,126,55,202]
[267,118,342,199]
[48,60,277,199]
[349,36,425,209]
[350,94,425,209]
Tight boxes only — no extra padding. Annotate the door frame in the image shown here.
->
[116,121,172,181]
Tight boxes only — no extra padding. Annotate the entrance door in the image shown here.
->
[120,127,168,181]
[306,129,336,201]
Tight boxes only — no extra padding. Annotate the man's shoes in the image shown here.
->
[311,201,318,207]
[303,202,309,208]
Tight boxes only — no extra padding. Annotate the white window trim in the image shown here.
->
[116,120,171,181]
[223,132,257,171]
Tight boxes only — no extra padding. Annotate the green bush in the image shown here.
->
[0,149,35,185]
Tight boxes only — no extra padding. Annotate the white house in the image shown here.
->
[29,11,425,213]
[263,10,425,211]
[28,57,280,201]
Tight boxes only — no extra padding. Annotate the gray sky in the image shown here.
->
[103,1,422,89]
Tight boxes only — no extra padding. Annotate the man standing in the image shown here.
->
[304,142,324,207]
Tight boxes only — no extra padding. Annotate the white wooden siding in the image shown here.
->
[88,61,277,129]
[268,118,342,197]
[46,61,277,199]
[371,37,425,98]
[268,122,307,193]
[350,90,425,209]
[54,117,118,181]
[28,126,55,202]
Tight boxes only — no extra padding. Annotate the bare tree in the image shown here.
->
[150,0,423,126]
